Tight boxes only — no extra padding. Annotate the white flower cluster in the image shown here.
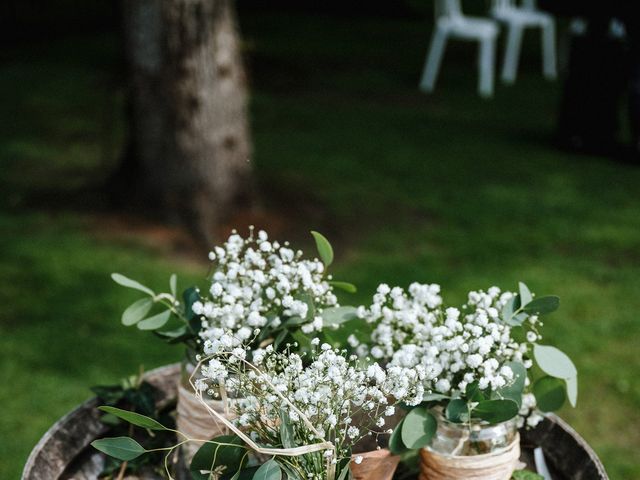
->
[358,284,542,409]
[191,229,339,355]
[355,283,442,360]
[198,343,421,476]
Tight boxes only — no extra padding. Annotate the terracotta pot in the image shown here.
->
[350,449,400,480]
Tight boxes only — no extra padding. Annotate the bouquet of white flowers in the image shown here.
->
[355,281,577,478]
[93,341,422,480]
[111,228,356,360]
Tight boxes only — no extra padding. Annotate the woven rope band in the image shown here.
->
[176,384,236,458]
[419,432,521,480]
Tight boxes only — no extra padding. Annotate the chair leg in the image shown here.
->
[502,23,524,84]
[420,27,448,93]
[479,36,496,98]
[542,19,557,79]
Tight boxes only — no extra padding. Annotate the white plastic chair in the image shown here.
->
[491,0,557,83]
[419,0,499,98]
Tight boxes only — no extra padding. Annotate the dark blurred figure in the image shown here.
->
[539,1,640,162]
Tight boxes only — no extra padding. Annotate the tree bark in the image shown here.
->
[116,0,252,244]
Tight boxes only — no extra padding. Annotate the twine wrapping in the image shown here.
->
[419,433,523,480]
[350,449,400,480]
[187,356,338,479]
[176,384,237,458]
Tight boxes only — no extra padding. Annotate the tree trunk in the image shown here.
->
[116,0,252,244]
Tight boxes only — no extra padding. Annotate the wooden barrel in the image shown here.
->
[22,364,608,480]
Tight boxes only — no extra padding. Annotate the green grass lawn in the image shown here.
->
[1,8,640,479]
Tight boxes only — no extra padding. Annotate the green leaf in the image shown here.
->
[291,329,313,354]
[111,273,155,296]
[273,329,289,350]
[473,399,519,424]
[169,274,177,297]
[501,296,520,324]
[518,282,533,306]
[322,317,372,348]
[422,392,450,402]
[401,407,437,449]
[121,298,153,326]
[310,231,334,267]
[91,436,146,461]
[155,325,190,341]
[98,406,166,430]
[137,310,171,331]
[512,470,544,480]
[183,286,201,332]
[337,464,351,480]
[522,296,560,315]
[253,459,282,480]
[495,361,527,407]
[565,376,578,407]
[295,293,316,321]
[533,344,577,379]
[532,376,566,412]
[329,281,357,293]
[279,407,296,448]
[190,435,247,480]
[232,467,259,480]
[445,399,468,423]
[465,382,485,403]
[388,418,408,454]
[321,306,358,327]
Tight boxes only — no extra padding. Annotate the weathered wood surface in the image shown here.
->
[22,364,180,480]
[23,364,608,479]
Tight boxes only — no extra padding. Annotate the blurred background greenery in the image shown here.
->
[1,2,639,479]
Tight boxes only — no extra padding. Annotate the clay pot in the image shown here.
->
[350,449,400,480]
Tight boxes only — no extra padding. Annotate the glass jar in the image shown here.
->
[426,408,518,456]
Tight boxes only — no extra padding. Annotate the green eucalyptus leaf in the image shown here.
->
[496,361,527,407]
[473,399,519,424]
[291,329,313,354]
[533,344,577,379]
[388,418,408,454]
[295,293,315,321]
[183,286,201,332]
[121,298,153,326]
[322,306,358,327]
[91,436,146,461]
[501,296,520,324]
[280,407,296,448]
[337,464,351,480]
[137,310,171,331]
[445,399,468,423]
[169,274,177,297]
[422,392,450,402]
[566,376,578,407]
[253,459,282,480]
[111,273,155,296]
[465,382,485,403]
[532,376,566,412]
[273,329,288,350]
[232,467,259,480]
[401,407,437,449]
[518,282,533,306]
[329,281,357,293]
[155,325,190,341]
[98,406,167,430]
[310,231,334,267]
[522,296,560,315]
[190,435,246,480]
